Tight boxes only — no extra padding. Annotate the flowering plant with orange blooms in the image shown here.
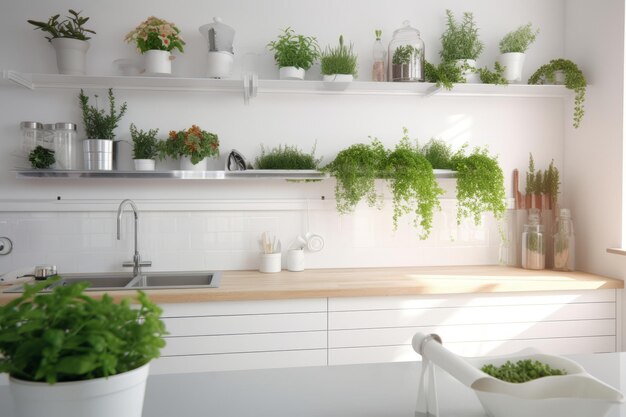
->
[158,125,219,165]
[125,16,184,54]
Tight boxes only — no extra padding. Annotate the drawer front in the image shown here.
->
[161,298,327,318]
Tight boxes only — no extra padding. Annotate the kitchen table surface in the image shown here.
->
[0,352,624,416]
[0,265,621,304]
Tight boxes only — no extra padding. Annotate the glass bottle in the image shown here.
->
[522,208,545,270]
[372,30,386,82]
[54,123,79,170]
[388,20,425,82]
[553,208,575,271]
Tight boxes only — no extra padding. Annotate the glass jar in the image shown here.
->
[388,20,425,82]
[553,208,575,271]
[20,121,43,154]
[41,123,56,150]
[522,208,545,270]
[54,122,79,170]
[372,30,386,82]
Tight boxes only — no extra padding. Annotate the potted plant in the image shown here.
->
[255,143,322,169]
[320,35,358,83]
[125,16,185,76]
[440,9,484,83]
[497,23,539,82]
[79,88,128,171]
[130,123,159,171]
[424,60,465,90]
[158,124,219,171]
[0,278,166,417]
[267,27,320,80]
[528,59,587,128]
[27,9,95,75]
[28,146,55,169]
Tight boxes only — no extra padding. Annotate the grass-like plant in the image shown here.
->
[386,131,444,238]
[499,23,539,54]
[255,143,322,169]
[320,35,358,77]
[79,88,127,139]
[525,153,537,195]
[440,9,484,62]
[323,139,387,214]
[477,62,508,85]
[0,278,166,383]
[130,123,159,160]
[543,159,560,209]
[27,9,95,42]
[267,27,320,70]
[528,59,586,128]
[424,60,465,90]
[28,146,55,169]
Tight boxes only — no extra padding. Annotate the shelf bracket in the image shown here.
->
[242,72,258,105]
[3,70,34,89]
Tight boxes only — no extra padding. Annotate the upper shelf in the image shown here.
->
[2,70,570,99]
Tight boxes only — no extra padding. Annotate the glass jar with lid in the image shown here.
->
[54,122,79,170]
[41,123,56,150]
[553,208,575,271]
[388,20,425,82]
[20,121,43,154]
[521,208,545,270]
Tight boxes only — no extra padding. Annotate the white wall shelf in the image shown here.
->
[2,70,570,99]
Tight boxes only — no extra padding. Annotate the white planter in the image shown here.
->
[50,38,89,75]
[260,253,282,273]
[322,74,354,82]
[143,50,172,76]
[180,155,208,171]
[455,59,480,83]
[10,363,149,417]
[498,52,526,83]
[279,66,305,80]
[133,159,156,171]
[206,51,234,78]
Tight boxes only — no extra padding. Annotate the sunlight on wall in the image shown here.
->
[439,114,474,149]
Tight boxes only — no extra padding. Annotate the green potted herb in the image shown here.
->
[28,145,55,169]
[424,60,465,90]
[79,88,127,171]
[477,61,508,85]
[0,278,166,417]
[255,143,321,170]
[528,59,586,128]
[498,23,539,82]
[130,124,159,171]
[159,124,219,171]
[440,9,484,83]
[320,35,358,82]
[267,27,320,80]
[27,9,95,75]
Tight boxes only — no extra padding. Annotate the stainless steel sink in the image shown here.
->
[5,271,222,292]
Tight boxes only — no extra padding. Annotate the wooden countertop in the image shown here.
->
[0,265,622,304]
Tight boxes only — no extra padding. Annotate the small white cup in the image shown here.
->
[259,253,281,273]
[287,249,304,272]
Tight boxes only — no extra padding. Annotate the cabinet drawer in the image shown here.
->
[161,298,327,318]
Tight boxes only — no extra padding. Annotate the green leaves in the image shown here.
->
[255,143,322,170]
[424,60,465,90]
[499,23,539,54]
[440,10,484,62]
[267,27,320,70]
[28,146,55,169]
[130,124,160,160]
[477,62,508,85]
[320,35,358,77]
[79,88,128,139]
[0,278,166,383]
[27,10,95,42]
[482,359,566,383]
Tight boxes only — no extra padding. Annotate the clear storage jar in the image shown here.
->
[388,21,425,82]
[553,208,575,271]
[54,122,79,170]
[20,121,43,154]
[522,208,545,270]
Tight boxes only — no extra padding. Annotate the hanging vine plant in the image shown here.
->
[386,131,444,238]
[528,59,586,128]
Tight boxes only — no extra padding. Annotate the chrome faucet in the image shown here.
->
[117,199,151,276]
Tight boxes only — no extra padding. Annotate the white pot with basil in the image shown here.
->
[130,124,159,171]
[268,28,320,80]
[440,9,484,83]
[125,16,185,76]
[497,23,539,83]
[320,35,357,84]
[0,278,166,417]
[79,89,127,171]
[27,9,95,75]
[159,125,219,171]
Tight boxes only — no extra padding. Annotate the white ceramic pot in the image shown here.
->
[260,253,282,273]
[50,38,89,75]
[322,74,354,82]
[279,66,305,80]
[287,249,304,272]
[83,139,113,171]
[134,159,156,171]
[10,363,150,417]
[143,50,172,76]
[206,51,234,78]
[180,155,208,171]
[498,52,526,83]
[455,59,480,83]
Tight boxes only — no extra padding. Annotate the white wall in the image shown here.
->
[0,0,568,274]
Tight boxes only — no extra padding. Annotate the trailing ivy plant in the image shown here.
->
[452,147,506,225]
[499,23,539,54]
[255,143,322,169]
[424,60,464,90]
[28,146,55,169]
[477,62,508,85]
[440,9,484,62]
[528,59,586,128]
[386,130,444,238]
[323,139,387,214]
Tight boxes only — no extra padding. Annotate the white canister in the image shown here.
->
[206,51,234,78]
[259,253,281,273]
[287,249,304,272]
